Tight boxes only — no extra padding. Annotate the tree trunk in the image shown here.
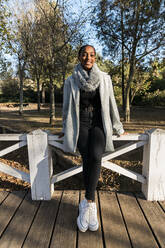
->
[125,62,135,122]
[121,5,125,111]
[125,86,131,122]
[41,82,45,104]
[49,75,55,125]
[37,77,40,111]
[19,73,23,115]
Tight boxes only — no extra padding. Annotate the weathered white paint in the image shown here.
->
[0,134,26,141]
[0,141,27,157]
[27,129,54,200]
[112,134,148,141]
[0,161,30,182]
[102,160,146,184]
[51,165,83,184]
[48,133,148,141]
[49,140,64,150]
[1,129,164,201]
[102,141,147,162]
[142,129,165,201]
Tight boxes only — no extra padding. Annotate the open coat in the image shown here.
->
[62,69,124,153]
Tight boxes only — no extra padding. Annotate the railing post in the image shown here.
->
[142,128,165,201]
[27,129,54,200]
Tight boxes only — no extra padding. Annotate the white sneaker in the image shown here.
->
[88,202,99,231]
[79,198,88,212]
[77,199,89,232]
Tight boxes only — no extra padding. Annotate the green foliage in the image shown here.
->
[150,78,165,92]
[133,90,165,106]
[113,85,122,106]
[0,0,12,53]
[1,78,19,100]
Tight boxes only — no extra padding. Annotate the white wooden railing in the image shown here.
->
[0,128,165,201]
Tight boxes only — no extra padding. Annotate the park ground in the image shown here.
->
[0,103,165,192]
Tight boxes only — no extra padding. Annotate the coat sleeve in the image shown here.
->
[108,75,124,135]
[62,78,71,133]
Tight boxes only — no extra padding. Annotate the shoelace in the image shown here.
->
[89,204,97,222]
[81,205,89,220]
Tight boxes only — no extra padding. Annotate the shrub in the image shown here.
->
[1,78,19,100]
[133,90,165,106]
[149,79,165,92]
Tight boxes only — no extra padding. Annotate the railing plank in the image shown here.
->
[51,165,83,184]
[49,140,64,150]
[48,133,148,142]
[0,141,27,157]
[0,134,27,141]
[102,160,146,184]
[102,141,147,162]
[0,161,30,183]
[112,134,148,141]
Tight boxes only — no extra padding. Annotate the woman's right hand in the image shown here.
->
[58,132,64,138]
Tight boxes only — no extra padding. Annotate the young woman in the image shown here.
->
[60,45,126,232]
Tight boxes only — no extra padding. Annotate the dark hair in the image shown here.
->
[78,44,96,57]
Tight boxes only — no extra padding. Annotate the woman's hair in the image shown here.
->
[78,44,96,57]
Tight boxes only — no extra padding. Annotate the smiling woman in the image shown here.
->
[78,45,96,71]
[59,44,126,233]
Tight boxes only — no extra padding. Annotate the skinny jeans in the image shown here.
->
[77,110,106,201]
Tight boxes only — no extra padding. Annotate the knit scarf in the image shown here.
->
[73,63,101,92]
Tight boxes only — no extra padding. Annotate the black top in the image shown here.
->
[80,87,101,110]
[79,87,103,127]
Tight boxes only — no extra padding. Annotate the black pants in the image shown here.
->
[77,111,106,201]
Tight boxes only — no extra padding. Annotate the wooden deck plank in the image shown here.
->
[0,192,9,204]
[0,190,164,248]
[99,191,131,248]
[23,191,62,248]
[136,193,165,248]
[117,192,159,248]
[0,192,40,248]
[159,201,165,212]
[50,190,79,248]
[0,191,27,237]
[78,191,103,248]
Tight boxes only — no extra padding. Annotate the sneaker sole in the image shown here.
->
[77,216,88,232]
[89,222,99,231]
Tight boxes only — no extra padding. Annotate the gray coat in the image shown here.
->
[62,70,124,153]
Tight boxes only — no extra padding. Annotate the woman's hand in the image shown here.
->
[117,131,129,137]
[121,132,129,136]
[58,132,65,138]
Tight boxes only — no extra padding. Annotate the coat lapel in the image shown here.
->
[99,73,109,109]
[70,78,80,105]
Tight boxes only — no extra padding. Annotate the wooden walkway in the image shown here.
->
[0,190,165,248]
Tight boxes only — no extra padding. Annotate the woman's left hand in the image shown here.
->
[118,132,129,137]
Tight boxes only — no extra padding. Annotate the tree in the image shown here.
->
[91,0,165,122]
[0,0,11,53]
[30,0,86,124]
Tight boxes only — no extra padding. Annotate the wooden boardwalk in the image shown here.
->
[0,190,165,248]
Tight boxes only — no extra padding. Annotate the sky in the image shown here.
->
[68,0,103,55]
[4,0,103,73]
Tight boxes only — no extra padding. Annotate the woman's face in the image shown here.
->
[79,46,96,71]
